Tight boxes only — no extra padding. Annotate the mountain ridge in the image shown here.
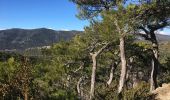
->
[0,28,81,50]
[0,28,169,50]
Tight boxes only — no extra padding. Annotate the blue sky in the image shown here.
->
[0,0,170,34]
[0,0,89,30]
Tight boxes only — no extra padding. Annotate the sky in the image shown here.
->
[0,0,89,31]
[0,0,170,34]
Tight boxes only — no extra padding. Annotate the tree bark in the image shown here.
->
[138,29,159,92]
[89,43,109,100]
[149,31,159,92]
[118,36,127,94]
[107,64,114,86]
[138,28,159,92]
[107,62,118,86]
[126,57,133,89]
[90,54,97,100]
[150,42,158,92]
[77,76,84,99]
[24,85,28,100]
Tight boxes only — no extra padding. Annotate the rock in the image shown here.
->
[152,83,170,100]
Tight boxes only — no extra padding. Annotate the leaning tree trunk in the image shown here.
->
[150,33,159,92]
[89,43,109,99]
[90,53,97,100]
[107,62,118,86]
[118,36,127,94]
[77,76,84,99]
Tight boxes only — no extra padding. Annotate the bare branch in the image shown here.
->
[96,42,110,55]
[138,26,149,35]
[135,32,151,41]
[73,62,84,73]
[149,20,168,31]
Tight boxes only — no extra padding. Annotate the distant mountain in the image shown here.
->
[0,28,81,50]
[0,28,169,51]
[156,34,170,42]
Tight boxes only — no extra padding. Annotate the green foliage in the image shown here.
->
[0,57,40,99]
[0,57,20,83]
[123,82,150,100]
[95,80,120,100]
[0,1,169,99]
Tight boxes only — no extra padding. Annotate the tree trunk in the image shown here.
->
[107,62,117,86]
[107,64,114,86]
[149,31,159,92]
[90,54,97,100]
[118,36,127,94]
[77,76,84,99]
[24,86,28,100]
[150,42,158,92]
[89,43,109,99]
[126,57,133,89]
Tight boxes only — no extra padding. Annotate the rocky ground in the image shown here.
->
[152,83,170,100]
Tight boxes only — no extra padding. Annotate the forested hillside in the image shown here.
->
[0,0,170,100]
[0,28,80,50]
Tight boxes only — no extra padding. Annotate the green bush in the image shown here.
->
[123,82,150,100]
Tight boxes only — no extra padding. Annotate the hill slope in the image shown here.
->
[0,28,169,51]
[156,34,170,42]
[0,28,81,50]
